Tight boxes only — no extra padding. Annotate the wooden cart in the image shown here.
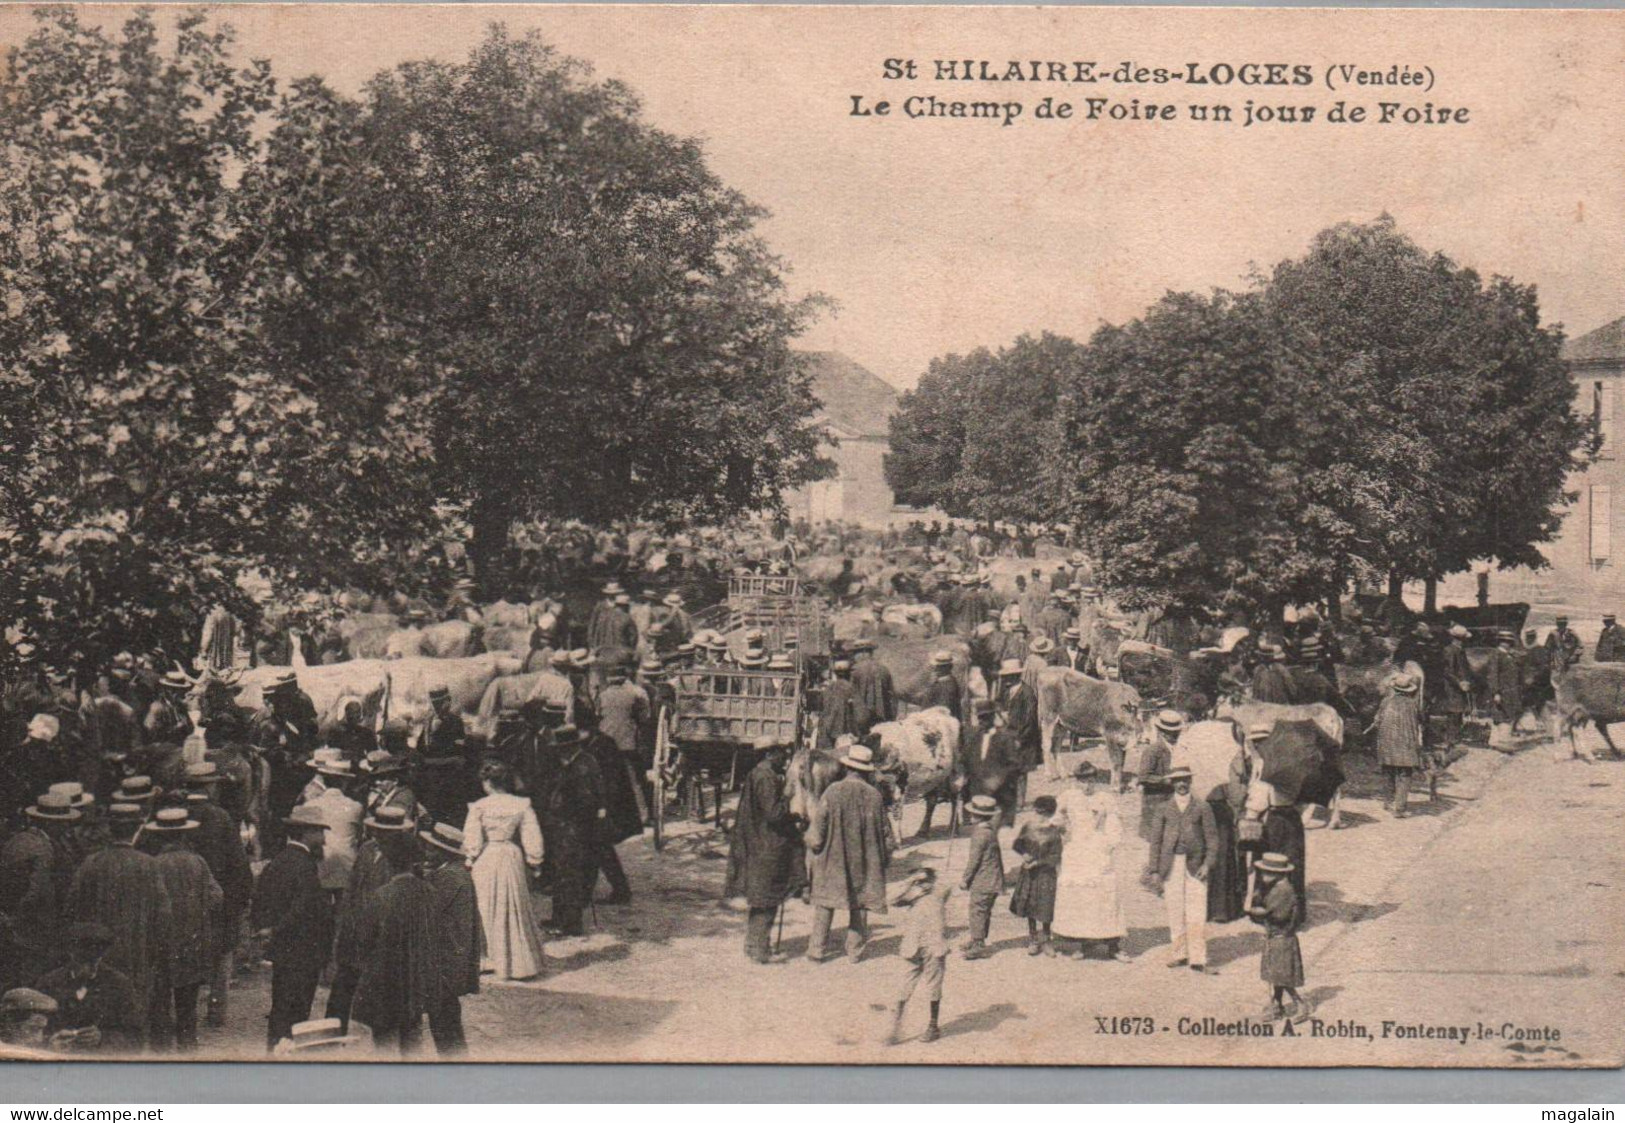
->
[651,664,804,850]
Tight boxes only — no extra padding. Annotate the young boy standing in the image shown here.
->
[959,794,1006,959]
[887,868,951,1046]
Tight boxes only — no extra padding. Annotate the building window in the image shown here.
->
[1592,483,1612,565]
[1595,381,1616,459]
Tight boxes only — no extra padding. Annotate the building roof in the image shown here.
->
[798,351,899,439]
[1565,316,1625,365]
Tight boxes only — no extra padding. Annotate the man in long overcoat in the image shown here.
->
[849,642,896,738]
[818,661,858,749]
[545,725,605,937]
[350,831,438,1054]
[805,745,890,963]
[68,804,174,1041]
[999,660,1041,808]
[326,805,404,1029]
[1482,632,1524,734]
[145,808,222,1052]
[0,792,79,989]
[420,823,481,1055]
[1434,625,1474,750]
[724,738,800,963]
[180,764,251,1028]
[1596,614,1625,662]
[922,653,962,722]
[582,713,638,905]
[250,809,332,1049]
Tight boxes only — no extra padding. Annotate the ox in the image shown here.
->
[878,602,943,639]
[233,653,521,735]
[472,671,546,739]
[872,707,961,838]
[339,612,398,660]
[875,634,980,709]
[1034,667,1143,792]
[1551,662,1625,759]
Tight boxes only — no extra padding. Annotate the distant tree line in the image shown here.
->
[885,217,1595,620]
[0,8,829,669]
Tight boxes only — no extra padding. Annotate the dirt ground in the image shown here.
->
[193,725,1623,1067]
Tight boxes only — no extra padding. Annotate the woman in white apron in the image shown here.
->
[1052,761,1130,961]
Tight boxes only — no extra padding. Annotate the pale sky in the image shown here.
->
[9,4,1623,387]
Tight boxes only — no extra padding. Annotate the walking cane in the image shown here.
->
[774,901,786,956]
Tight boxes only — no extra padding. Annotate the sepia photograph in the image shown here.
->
[0,2,1621,1072]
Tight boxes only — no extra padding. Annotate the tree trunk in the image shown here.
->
[468,492,512,601]
[1387,570,1404,601]
[1476,570,1490,608]
[1423,575,1439,616]
[1327,587,1342,626]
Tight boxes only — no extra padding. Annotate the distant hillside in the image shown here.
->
[798,350,898,439]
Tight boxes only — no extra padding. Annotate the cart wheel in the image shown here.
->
[653,704,672,851]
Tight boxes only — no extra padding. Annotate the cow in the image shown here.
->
[232,653,522,735]
[874,634,979,709]
[338,612,398,660]
[482,623,538,656]
[872,707,962,838]
[1551,662,1625,758]
[472,671,546,739]
[1034,667,1143,792]
[418,620,483,659]
[879,602,943,639]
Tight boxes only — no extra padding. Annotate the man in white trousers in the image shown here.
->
[1144,765,1218,975]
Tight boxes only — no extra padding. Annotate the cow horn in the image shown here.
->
[172,661,203,686]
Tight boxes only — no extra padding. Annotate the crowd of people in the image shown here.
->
[2,514,1619,1054]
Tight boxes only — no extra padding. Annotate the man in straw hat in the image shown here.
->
[544,724,605,937]
[805,738,890,963]
[251,806,333,1049]
[34,922,143,1053]
[958,795,1006,961]
[996,658,1041,802]
[327,804,411,1030]
[251,673,319,854]
[1138,710,1186,843]
[420,823,480,1055]
[1144,766,1219,975]
[68,802,174,1043]
[885,867,952,1046]
[0,790,80,988]
[180,762,251,1029]
[296,753,363,901]
[819,659,858,749]
[1372,673,1425,816]
[724,735,800,965]
[1433,624,1474,754]
[849,639,895,738]
[144,807,220,1052]
[348,811,438,1055]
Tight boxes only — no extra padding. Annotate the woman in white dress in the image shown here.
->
[464,760,547,980]
[1052,761,1130,962]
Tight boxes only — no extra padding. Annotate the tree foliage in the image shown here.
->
[885,333,1073,522]
[0,10,828,670]
[247,27,829,586]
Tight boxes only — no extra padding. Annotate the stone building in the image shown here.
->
[781,351,902,527]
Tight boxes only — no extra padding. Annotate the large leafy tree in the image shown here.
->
[885,333,1073,522]
[0,8,435,671]
[1263,217,1592,606]
[246,27,829,589]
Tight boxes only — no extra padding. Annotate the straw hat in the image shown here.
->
[929,651,955,668]
[1255,851,1295,874]
[283,808,331,833]
[839,744,876,772]
[1153,710,1186,736]
[1164,766,1193,783]
[363,805,412,833]
[997,658,1024,677]
[1029,637,1054,655]
[1391,673,1420,694]
[146,807,197,833]
[965,795,999,819]
[47,781,92,808]
[113,778,159,805]
[1246,722,1273,741]
[183,762,223,786]
[419,822,465,857]
[24,792,80,823]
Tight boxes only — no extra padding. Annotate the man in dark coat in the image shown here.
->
[922,653,962,722]
[35,922,144,1054]
[1144,766,1219,974]
[1482,631,1525,733]
[1545,616,1584,669]
[849,642,896,737]
[1596,615,1625,662]
[1434,624,1474,750]
[251,676,319,854]
[1521,629,1555,717]
[1249,647,1295,704]
[67,804,174,1040]
[724,738,800,964]
[326,805,404,1029]
[250,808,332,1050]
[998,660,1041,808]
[818,661,858,749]
[962,703,1023,824]
[0,791,79,990]
[420,823,481,1055]
[414,687,470,827]
[805,743,890,963]
[180,763,251,1028]
[1,714,76,828]
[350,829,438,1055]
[545,725,605,936]
[581,713,637,905]
[144,807,222,1052]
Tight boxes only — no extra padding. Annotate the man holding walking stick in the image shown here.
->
[724,735,801,964]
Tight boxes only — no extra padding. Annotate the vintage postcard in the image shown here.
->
[0,3,1620,1070]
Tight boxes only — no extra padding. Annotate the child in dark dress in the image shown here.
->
[1248,851,1306,1022]
[1009,796,1062,957]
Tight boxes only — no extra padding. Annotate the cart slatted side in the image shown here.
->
[730,573,802,600]
[726,598,833,657]
[671,668,801,745]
